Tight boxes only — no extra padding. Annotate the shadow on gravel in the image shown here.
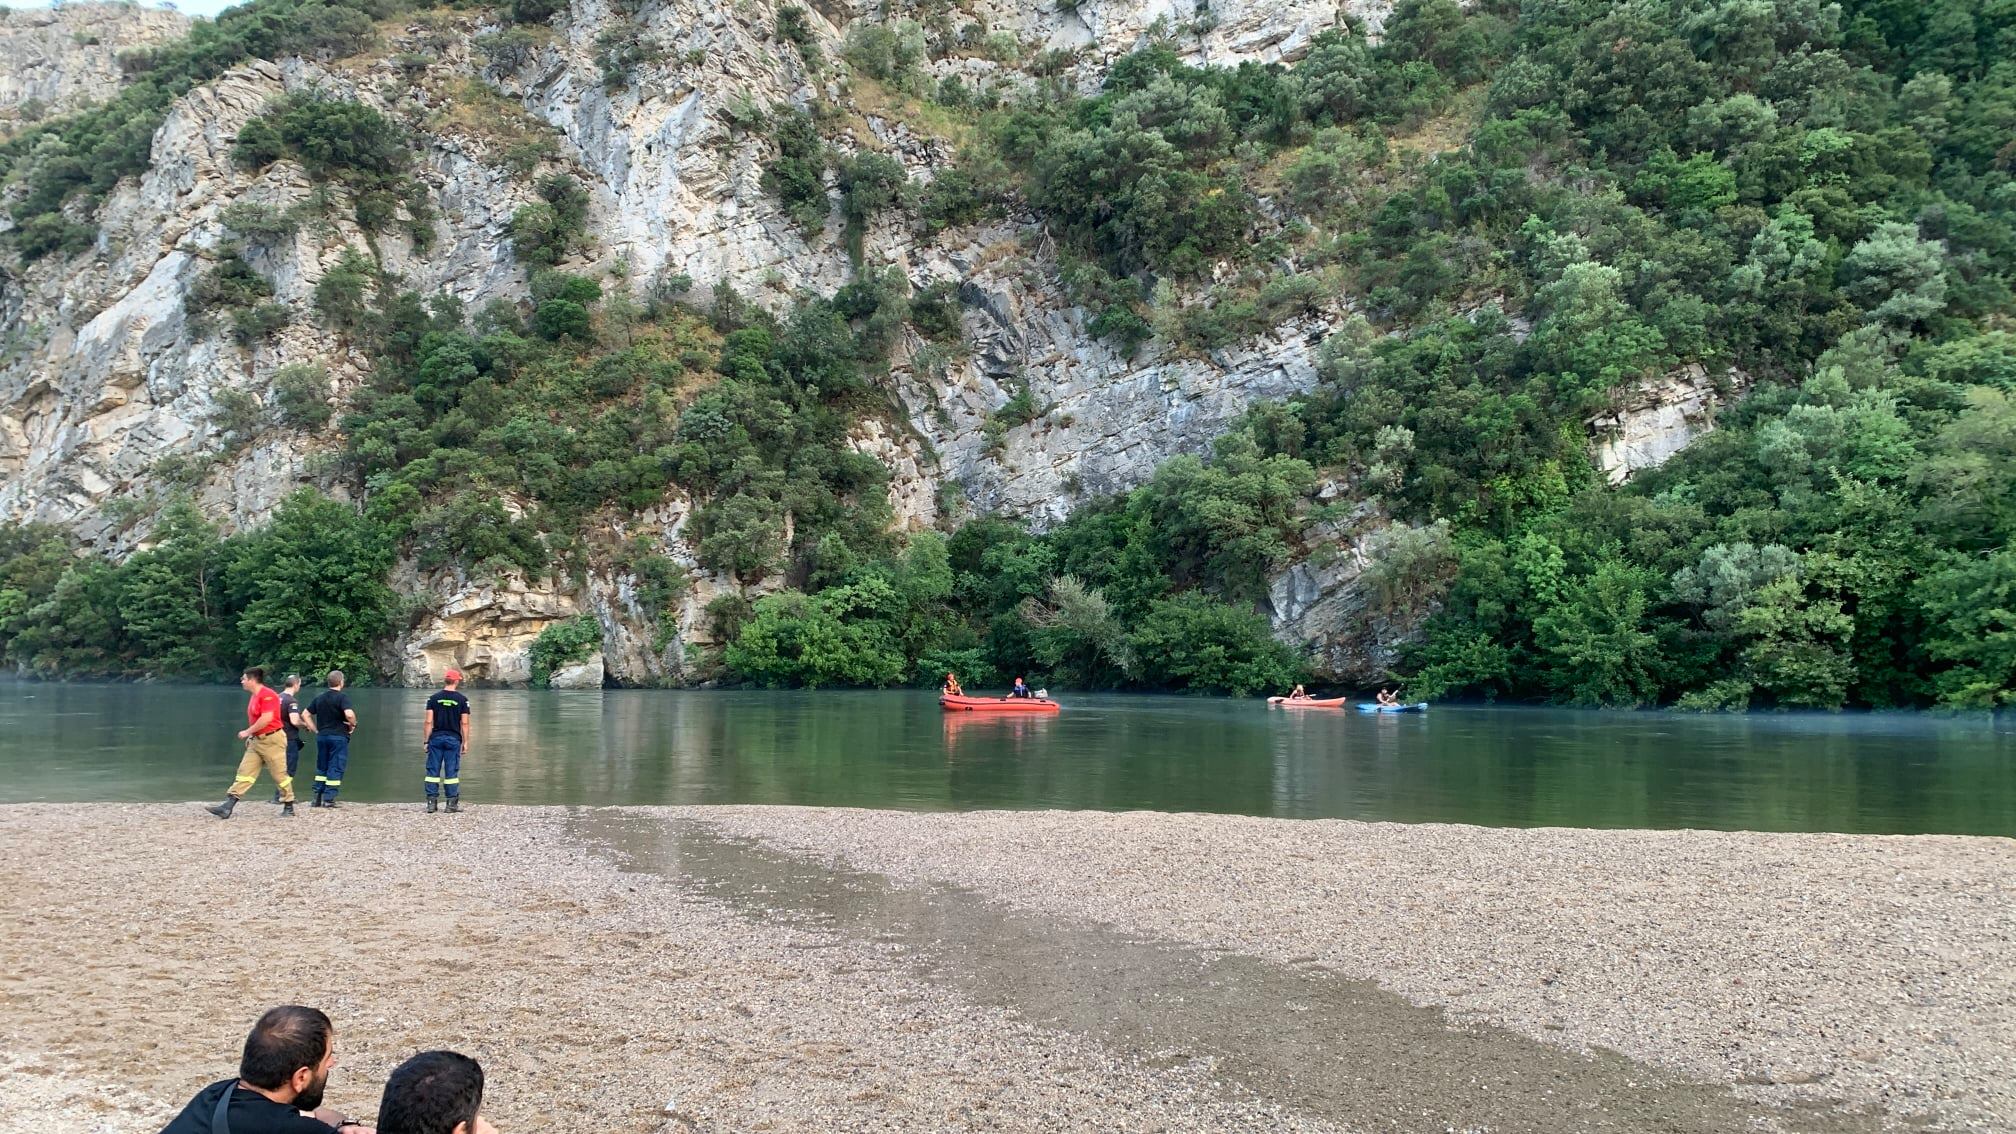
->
[577,809,1902,1134]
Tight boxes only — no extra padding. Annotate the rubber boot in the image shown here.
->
[280,802,296,817]
[445,797,460,814]
[271,789,282,804]
[322,797,340,810]
[311,787,326,808]
[206,796,238,820]
[426,797,438,814]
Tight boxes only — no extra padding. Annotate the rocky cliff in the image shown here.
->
[0,6,190,119]
[0,0,1712,687]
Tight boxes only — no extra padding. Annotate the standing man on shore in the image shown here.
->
[422,669,471,814]
[306,671,358,809]
[207,667,294,819]
[273,674,307,805]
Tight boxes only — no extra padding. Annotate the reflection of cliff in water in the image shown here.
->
[0,686,2009,832]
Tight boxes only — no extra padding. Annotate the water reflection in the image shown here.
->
[0,684,2010,835]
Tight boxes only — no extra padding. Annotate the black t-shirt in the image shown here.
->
[427,689,470,738]
[159,1079,334,1134]
[308,690,354,734]
[278,692,302,741]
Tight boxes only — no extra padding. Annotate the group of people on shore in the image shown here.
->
[206,667,472,818]
[160,1006,493,1134]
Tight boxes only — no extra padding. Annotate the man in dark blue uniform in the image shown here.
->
[422,669,471,814]
[305,671,357,808]
[273,674,307,805]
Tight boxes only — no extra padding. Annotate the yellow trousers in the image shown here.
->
[229,732,294,803]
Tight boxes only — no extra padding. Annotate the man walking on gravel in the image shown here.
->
[305,670,358,808]
[421,669,471,814]
[208,667,294,819]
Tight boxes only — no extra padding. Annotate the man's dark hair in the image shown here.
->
[377,1051,484,1134]
[239,1006,332,1090]
[243,666,267,683]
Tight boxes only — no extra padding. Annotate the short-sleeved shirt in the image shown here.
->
[426,689,470,739]
[308,690,355,735]
[278,691,302,741]
[246,686,284,736]
[159,1079,335,1134]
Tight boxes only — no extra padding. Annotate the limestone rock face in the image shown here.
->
[0,53,536,549]
[1590,364,1750,485]
[2,0,1727,688]
[898,235,1342,527]
[829,0,1390,79]
[546,654,607,689]
[1265,498,1438,683]
[388,570,583,687]
[0,5,189,118]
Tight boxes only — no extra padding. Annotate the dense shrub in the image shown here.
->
[529,616,602,687]
[761,105,829,231]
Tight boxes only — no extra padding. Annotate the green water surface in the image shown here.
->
[1,684,2010,834]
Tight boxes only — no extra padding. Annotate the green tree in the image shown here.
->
[227,490,395,678]
[1531,553,1667,706]
[1129,592,1302,696]
[117,503,229,675]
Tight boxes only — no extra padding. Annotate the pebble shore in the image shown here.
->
[690,806,2016,1130]
[0,803,2007,1132]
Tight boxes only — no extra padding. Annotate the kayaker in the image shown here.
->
[1376,687,1399,707]
[1287,684,1309,701]
[1009,677,1033,699]
[942,672,963,696]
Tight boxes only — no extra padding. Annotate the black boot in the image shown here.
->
[322,796,340,810]
[271,789,282,804]
[280,802,296,817]
[206,796,238,819]
[426,797,438,814]
[310,787,325,808]
[445,797,460,814]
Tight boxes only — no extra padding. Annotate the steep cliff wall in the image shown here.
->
[0,6,189,119]
[1,0,1402,684]
[0,0,1718,689]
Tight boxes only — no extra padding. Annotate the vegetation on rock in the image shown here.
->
[3,0,2015,709]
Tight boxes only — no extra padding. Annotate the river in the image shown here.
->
[0,683,2010,834]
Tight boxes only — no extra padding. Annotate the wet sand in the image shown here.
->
[0,804,2007,1132]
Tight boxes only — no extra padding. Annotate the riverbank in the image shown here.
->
[0,805,2007,1132]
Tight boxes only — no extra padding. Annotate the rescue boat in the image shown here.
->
[939,694,1061,713]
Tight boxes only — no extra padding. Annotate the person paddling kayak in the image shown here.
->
[1286,684,1309,701]
[1376,687,1400,707]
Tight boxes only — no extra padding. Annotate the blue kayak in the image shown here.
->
[1356,702,1429,713]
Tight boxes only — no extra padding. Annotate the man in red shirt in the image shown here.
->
[208,667,297,819]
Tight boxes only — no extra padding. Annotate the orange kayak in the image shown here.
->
[1267,696,1347,707]
[940,694,1061,713]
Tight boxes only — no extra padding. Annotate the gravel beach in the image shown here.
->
[689,807,2016,1130]
[0,803,2007,1133]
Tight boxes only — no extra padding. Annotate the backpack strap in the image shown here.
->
[210,1083,234,1134]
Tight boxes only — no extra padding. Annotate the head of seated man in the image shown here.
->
[160,1006,371,1133]
[376,1051,494,1134]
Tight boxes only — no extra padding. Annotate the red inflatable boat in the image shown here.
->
[940,694,1061,713]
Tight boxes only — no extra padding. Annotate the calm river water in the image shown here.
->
[0,684,2010,834]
